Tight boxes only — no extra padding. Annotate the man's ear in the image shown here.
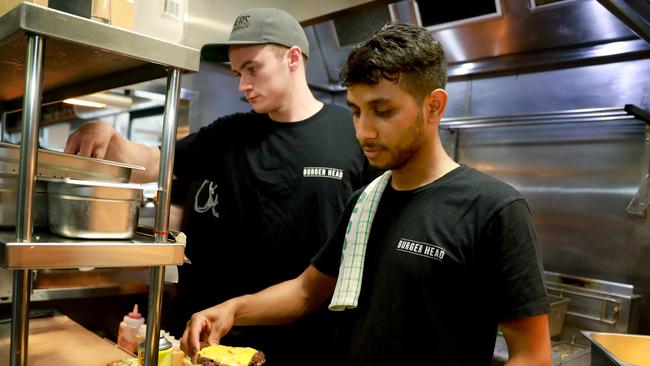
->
[426,88,448,124]
[287,46,302,71]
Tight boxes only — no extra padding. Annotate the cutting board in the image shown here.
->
[0,315,132,365]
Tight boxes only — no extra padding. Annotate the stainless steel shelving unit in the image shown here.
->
[0,3,199,365]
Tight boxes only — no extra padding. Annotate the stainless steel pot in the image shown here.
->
[0,142,145,229]
[46,178,145,239]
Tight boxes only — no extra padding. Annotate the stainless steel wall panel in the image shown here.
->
[444,80,471,118]
[455,118,650,332]
[444,58,650,118]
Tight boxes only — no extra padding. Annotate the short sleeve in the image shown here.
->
[311,190,362,276]
[484,199,550,321]
[173,114,243,179]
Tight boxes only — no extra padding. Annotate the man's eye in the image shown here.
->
[375,109,393,117]
[351,110,360,117]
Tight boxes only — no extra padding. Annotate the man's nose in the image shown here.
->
[239,76,252,93]
[355,113,377,142]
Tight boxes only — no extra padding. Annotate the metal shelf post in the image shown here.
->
[11,32,45,366]
[145,68,181,366]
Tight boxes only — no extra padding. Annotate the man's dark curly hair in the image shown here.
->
[341,22,447,103]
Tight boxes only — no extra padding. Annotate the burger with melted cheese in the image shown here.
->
[183,345,265,366]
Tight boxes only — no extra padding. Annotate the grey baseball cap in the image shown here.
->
[201,8,309,63]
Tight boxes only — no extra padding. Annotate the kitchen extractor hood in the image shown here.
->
[596,0,650,44]
[305,0,650,89]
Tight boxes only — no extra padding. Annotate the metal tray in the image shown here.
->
[46,178,146,239]
[582,331,650,366]
[0,141,144,182]
[549,294,571,337]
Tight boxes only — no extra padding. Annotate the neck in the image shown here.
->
[268,74,323,122]
[390,138,459,191]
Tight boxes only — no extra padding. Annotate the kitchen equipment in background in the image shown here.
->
[46,178,144,239]
[545,271,642,334]
[0,142,145,230]
[493,336,590,366]
[550,342,590,366]
[549,294,571,337]
[582,331,650,366]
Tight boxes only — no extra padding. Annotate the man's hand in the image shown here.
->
[63,121,160,182]
[180,302,236,358]
[64,121,119,159]
[179,267,336,358]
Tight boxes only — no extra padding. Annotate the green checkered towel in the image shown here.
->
[329,171,392,311]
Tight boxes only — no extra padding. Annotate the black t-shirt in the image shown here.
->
[168,104,375,364]
[312,165,549,366]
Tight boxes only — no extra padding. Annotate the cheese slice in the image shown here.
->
[195,344,265,366]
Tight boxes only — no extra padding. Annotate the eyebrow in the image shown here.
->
[231,59,254,73]
[347,97,391,108]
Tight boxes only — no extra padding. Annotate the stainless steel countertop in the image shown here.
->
[0,2,200,111]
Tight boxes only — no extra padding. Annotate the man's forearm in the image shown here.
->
[228,280,319,325]
[106,134,161,183]
[227,266,336,326]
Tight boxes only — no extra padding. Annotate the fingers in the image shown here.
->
[180,305,235,359]
[181,314,209,357]
[207,323,223,345]
[91,142,109,160]
[77,140,97,158]
[63,121,113,158]
[181,326,191,356]
[63,132,81,155]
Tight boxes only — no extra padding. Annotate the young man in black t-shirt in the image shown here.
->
[65,8,374,366]
[180,23,551,366]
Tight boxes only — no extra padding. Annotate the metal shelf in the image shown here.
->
[0,230,185,270]
[0,2,200,112]
[0,3,197,364]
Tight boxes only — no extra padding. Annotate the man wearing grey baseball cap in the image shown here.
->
[201,8,310,63]
[65,7,375,366]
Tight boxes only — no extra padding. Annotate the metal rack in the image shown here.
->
[0,3,199,365]
[439,105,650,130]
[545,271,642,334]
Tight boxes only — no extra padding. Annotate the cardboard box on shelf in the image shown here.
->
[111,0,134,30]
[1,0,93,18]
[1,0,133,27]
[1,0,48,17]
